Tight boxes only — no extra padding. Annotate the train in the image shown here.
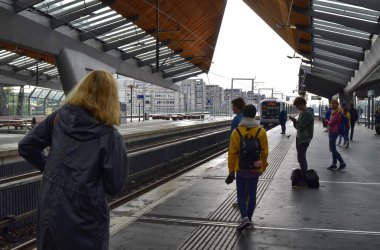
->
[259,98,297,128]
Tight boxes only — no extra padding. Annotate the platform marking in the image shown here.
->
[319,181,380,185]
[139,215,380,237]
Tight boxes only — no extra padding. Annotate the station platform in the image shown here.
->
[0,117,231,160]
[109,120,380,250]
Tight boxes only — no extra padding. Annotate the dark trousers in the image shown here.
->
[296,138,309,183]
[376,125,380,135]
[350,122,356,140]
[329,132,344,164]
[280,122,286,133]
[236,172,259,221]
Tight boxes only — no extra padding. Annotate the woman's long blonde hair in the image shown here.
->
[65,70,120,126]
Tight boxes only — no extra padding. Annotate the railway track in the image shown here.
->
[0,129,230,249]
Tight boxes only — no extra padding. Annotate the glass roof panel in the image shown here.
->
[47,90,58,99]
[53,92,65,100]
[30,88,43,98]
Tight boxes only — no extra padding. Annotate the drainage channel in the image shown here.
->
[138,135,296,250]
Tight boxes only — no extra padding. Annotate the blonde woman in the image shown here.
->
[19,71,128,250]
[323,99,346,171]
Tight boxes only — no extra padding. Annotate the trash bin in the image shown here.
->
[144,113,150,121]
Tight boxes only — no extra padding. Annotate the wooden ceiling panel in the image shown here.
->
[0,41,56,64]
[105,0,226,72]
[243,0,311,55]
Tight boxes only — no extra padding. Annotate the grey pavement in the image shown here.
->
[109,120,380,250]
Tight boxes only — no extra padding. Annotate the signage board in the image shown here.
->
[368,90,374,97]
[137,95,144,99]
[311,96,321,100]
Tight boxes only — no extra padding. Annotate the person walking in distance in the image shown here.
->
[323,99,346,171]
[19,71,128,250]
[229,97,245,209]
[348,103,358,141]
[289,97,314,188]
[337,103,351,148]
[230,97,245,133]
[226,105,268,231]
[279,108,288,134]
[375,107,380,136]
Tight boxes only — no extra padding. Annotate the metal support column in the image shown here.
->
[368,97,371,129]
[371,95,375,130]
[156,0,160,72]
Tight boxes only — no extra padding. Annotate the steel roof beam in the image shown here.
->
[0,7,177,90]
[121,41,169,60]
[334,0,380,12]
[300,39,365,61]
[138,50,183,67]
[160,57,193,71]
[297,25,371,49]
[311,67,351,83]
[312,2,379,21]
[172,71,203,83]
[312,52,359,69]
[313,61,355,77]
[14,61,37,72]
[80,16,138,42]
[51,2,106,29]
[103,32,151,52]
[294,6,379,34]
[0,54,21,65]
[163,65,198,78]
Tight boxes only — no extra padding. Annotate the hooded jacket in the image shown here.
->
[228,117,269,174]
[292,109,314,145]
[18,105,128,250]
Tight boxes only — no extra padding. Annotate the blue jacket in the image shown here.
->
[279,110,287,123]
[230,112,244,134]
[19,105,128,250]
[325,109,332,120]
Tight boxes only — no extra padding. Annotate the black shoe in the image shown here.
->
[338,163,346,171]
[327,165,337,171]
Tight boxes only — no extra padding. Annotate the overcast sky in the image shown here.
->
[199,0,302,97]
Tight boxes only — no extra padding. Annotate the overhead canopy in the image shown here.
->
[243,0,380,98]
[0,0,226,88]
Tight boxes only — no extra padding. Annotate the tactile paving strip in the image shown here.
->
[140,135,296,250]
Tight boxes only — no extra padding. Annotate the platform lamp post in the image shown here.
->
[127,84,135,123]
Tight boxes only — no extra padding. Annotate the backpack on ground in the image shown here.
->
[236,127,261,170]
[291,168,302,186]
[339,112,349,135]
[306,169,320,188]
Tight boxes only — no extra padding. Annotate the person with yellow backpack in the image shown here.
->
[225,104,268,231]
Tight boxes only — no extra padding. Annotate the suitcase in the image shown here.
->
[291,168,302,187]
[306,169,320,188]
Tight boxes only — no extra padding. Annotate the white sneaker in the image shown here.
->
[236,217,251,231]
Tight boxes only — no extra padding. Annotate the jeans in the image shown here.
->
[236,172,259,221]
[296,138,309,183]
[329,132,344,164]
[338,129,349,144]
[350,122,355,140]
[280,122,286,133]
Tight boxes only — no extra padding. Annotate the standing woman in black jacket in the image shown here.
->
[19,70,128,250]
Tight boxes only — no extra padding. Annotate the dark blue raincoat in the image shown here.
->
[19,105,128,250]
